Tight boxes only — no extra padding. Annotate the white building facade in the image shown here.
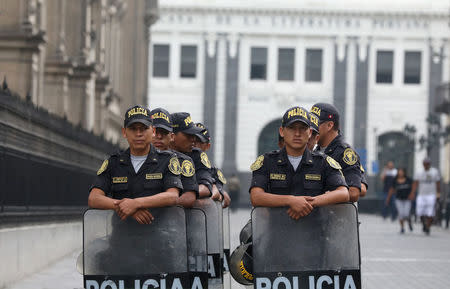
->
[148,0,450,196]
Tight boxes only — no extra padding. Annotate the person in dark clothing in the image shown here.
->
[381,161,398,220]
[386,168,413,233]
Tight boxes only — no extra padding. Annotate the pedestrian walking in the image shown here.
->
[381,161,398,220]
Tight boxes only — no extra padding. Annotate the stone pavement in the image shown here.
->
[5,210,450,289]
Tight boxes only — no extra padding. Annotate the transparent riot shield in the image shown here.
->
[83,207,189,289]
[194,198,224,289]
[186,208,208,289]
[252,204,361,289]
[222,207,231,289]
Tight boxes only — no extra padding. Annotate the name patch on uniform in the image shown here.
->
[270,173,286,180]
[112,177,128,183]
[305,174,321,181]
[146,173,163,180]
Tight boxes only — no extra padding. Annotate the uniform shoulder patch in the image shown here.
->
[217,169,227,184]
[200,152,211,169]
[250,155,264,171]
[326,156,342,170]
[181,159,195,177]
[342,148,358,166]
[168,157,181,175]
[360,164,365,173]
[97,159,109,175]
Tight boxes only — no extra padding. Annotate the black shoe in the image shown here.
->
[424,226,430,235]
[408,222,413,232]
[400,228,405,234]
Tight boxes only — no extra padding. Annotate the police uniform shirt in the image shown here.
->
[186,147,215,193]
[250,147,347,196]
[91,145,183,199]
[212,167,227,194]
[318,135,362,190]
[171,150,199,197]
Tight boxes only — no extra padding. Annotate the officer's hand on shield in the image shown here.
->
[286,196,314,220]
[222,191,231,208]
[131,209,154,224]
[211,185,223,201]
[114,198,140,219]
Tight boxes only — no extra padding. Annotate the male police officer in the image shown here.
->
[250,106,349,219]
[310,103,362,202]
[150,108,198,208]
[171,112,218,200]
[88,105,183,224]
[194,123,231,208]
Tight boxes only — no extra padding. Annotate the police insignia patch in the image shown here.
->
[343,148,358,166]
[326,156,342,170]
[168,157,181,175]
[200,152,211,169]
[250,155,264,171]
[97,159,108,175]
[360,164,365,172]
[181,160,195,177]
[217,170,227,184]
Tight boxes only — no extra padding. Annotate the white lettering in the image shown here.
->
[334,276,339,289]
[118,280,124,289]
[161,279,166,289]
[316,276,332,289]
[292,277,299,289]
[191,276,203,289]
[273,277,291,289]
[142,279,159,289]
[135,280,141,289]
[256,277,271,289]
[171,278,183,289]
[86,280,99,289]
[207,255,216,277]
[343,276,357,289]
[100,280,118,289]
[309,276,315,289]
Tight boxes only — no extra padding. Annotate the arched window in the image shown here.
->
[257,118,282,156]
[378,131,415,177]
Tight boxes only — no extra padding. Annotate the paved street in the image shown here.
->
[5,210,450,289]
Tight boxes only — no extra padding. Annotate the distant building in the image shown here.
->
[148,0,450,193]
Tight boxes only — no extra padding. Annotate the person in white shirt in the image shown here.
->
[411,158,441,235]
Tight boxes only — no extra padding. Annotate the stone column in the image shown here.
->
[333,36,348,134]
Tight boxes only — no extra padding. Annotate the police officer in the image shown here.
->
[307,111,320,151]
[250,106,349,220]
[150,108,198,208]
[194,122,231,208]
[310,103,362,202]
[171,112,217,200]
[88,105,183,224]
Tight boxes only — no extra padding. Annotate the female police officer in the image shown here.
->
[88,105,183,224]
[250,106,349,219]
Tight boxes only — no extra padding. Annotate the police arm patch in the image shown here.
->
[97,159,108,175]
[168,157,181,175]
[200,152,211,169]
[326,156,342,170]
[250,155,264,171]
[342,148,358,166]
[181,160,195,177]
[360,164,365,173]
[217,169,227,184]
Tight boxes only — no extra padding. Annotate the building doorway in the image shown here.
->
[258,118,282,156]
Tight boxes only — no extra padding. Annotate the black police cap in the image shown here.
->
[310,102,340,124]
[309,111,319,133]
[281,106,310,127]
[195,122,211,143]
[171,112,203,135]
[150,107,173,132]
[124,105,152,128]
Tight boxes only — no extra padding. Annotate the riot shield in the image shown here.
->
[185,208,208,289]
[194,198,224,289]
[222,207,231,289]
[252,204,361,289]
[83,207,189,289]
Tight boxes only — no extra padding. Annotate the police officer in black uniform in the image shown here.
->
[150,107,198,207]
[194,122,231,208]
[250,106,349,220]
[171,112,218,200]
[310,103,362,202]
[307,111,320,151]
[88,105,183,224]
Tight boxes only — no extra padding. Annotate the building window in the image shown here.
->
[250,47,267,80]
[305,49,322,82]
[376,51,394,83]
[278,48,295,81]
[404,51,421,84]
[152,44,170,77]
[180,45,197,78]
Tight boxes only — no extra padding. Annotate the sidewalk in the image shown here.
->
[5,211,450,289]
